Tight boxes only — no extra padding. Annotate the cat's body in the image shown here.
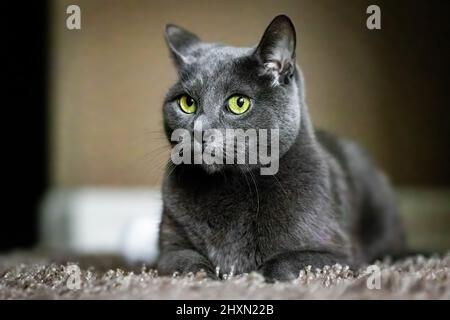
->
[157,15,404,281]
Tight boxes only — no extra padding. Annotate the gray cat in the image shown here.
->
[157,15,405,281]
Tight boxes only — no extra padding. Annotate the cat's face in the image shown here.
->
[162,15,302,174]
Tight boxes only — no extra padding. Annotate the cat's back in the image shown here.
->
[314,129,405,262]
[315,129,390,198]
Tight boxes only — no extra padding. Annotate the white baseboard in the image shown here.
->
[40,188,162,264]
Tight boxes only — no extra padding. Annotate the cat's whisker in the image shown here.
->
[165,162,178,180]
[272,174,288,196]
[237,166,254,206]
[246,165,260,217]
[137,150,170,170]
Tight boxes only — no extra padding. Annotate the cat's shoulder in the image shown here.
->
[314,128,374,172]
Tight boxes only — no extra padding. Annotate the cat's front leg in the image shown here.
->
[258,250,350,282]
[157,249,218,279]
[158,211,218,279]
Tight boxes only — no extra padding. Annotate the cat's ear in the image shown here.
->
[255,15,296,85]
[165,24,201,68]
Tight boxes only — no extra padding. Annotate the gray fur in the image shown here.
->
[157,15,405,281]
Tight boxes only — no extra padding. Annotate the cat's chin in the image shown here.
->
[200,163,263,175]
[201,163,224,174]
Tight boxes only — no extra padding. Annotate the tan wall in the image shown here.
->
[50,0,450,187]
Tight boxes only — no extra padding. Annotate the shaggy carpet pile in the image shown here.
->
[0,252,449,299]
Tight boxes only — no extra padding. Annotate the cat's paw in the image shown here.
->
[157,259,219,280]
[258,259,300,282]
[176,268,220,280]
[160,266,220,280]
[258,250,350,282]
[169,264,219,279]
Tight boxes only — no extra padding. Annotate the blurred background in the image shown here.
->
[3,1,449,259]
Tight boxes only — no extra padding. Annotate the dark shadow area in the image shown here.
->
[379,0,450,186]
[2,2,49,251]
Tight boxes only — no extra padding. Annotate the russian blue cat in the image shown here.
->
[157,15,404,281]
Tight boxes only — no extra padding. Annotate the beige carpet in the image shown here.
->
[0,251,449,299]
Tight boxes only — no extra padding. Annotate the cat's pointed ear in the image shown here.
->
[255,15,296,85]
[165,24,201,68]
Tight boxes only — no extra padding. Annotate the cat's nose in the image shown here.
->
[193,115,211,143]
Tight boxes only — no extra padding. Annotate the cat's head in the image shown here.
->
[162,15,303,174]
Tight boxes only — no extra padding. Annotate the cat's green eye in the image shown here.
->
[178,95,197,114]
[227,95,251,115]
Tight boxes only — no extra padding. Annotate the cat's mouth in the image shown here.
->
[170,131,280,175]
[201,163,224,174]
